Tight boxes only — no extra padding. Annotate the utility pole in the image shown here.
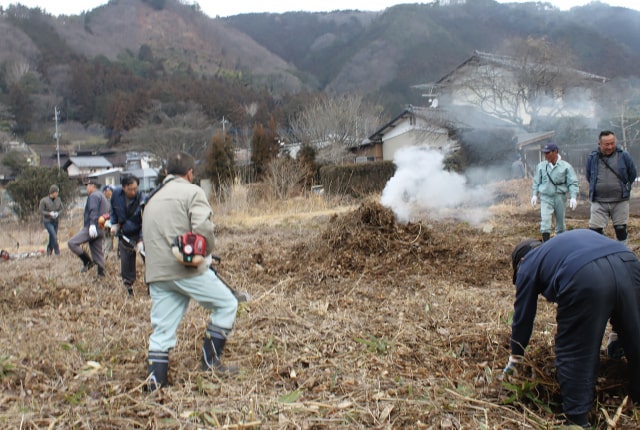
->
[54,106,61,170]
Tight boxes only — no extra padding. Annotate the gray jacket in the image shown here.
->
[142,175,216,283]
[39,195,64,222]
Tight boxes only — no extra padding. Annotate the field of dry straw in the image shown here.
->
[0,179,639,429]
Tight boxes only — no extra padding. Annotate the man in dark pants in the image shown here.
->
[39,184,64,256]
[68,180,110,276]
[506,229,640,428]
[110,176,145,296]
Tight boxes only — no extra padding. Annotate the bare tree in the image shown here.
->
[289,93,384,164]
[444,38,601,131]
[264,157,306,200]
[597,77,640,151]
[126,101,214,163]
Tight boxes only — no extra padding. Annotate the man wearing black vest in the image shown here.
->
[586,130,637,244]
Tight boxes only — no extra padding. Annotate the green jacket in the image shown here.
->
[532,158,579,199]
[142,175,216,283]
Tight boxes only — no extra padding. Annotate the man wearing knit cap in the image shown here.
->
[39,185,64,256]
[506,229,640,428]
[531,143,579,242]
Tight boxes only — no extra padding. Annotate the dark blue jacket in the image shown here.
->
[511,229,631,356]
[110,187,145,238]
[585,148,637,201]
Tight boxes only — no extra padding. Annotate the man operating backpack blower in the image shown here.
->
[142,151,240,391]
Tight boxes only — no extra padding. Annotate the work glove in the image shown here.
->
[135,241,144,254]
[502,355,522,375]
[89,224,98,239]
[110,224,119,235]
[530,195,537,207]
[104,220,111,229]
[53,211,59,219]
[607,332,625,359]
[569,198,577,210]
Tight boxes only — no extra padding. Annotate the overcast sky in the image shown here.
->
[0,0,638,18]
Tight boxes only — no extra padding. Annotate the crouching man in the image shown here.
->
[506,229,640,428]
[142,151,238,390]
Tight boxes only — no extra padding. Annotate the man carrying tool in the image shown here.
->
[68,180,110,277]
[142,151,239,391]
[110,175,145,296]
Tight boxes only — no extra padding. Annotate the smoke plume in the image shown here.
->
[380,146,493,224]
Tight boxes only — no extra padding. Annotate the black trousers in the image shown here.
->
[555,252,640,417]
[118,238,138,286]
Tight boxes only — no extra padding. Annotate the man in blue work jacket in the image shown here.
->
[506,229,640,429]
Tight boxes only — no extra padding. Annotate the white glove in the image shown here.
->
[89,224,98,239]
[104,220,112,229]
[52,211,59,219]
[530,195,537,207]
[569,198,577,210]
[110,224,119,235]
[503,355,522,375]
[135,241,144,254]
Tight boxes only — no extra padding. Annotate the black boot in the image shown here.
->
[79,252,94,272]
[542,232,550,242]
[147,351,169,391]
[97,266,105,277]
[614,224,628,243]
[202,332,238,375]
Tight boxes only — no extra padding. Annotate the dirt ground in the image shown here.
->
[0,181,639,429]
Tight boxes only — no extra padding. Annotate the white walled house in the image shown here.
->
[426,51,607,128]
[63,156,113,179]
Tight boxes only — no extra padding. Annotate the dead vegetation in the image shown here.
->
[0,180,639,429]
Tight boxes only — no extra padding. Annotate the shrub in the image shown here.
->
[5,167,76,220]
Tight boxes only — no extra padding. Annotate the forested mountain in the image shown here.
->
[1,0,639,145]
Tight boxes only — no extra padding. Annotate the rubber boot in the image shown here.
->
[201,331,238,375]
[614,224,628,244]
[542,232,550,242]
[147,351,169,391]
[79,252,94,272]
[97,266,105,277]
[123,282,134,296]
[590,227,604,235]
[565,413,590,429]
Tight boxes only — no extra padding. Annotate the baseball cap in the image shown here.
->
[542,143,558,153]
[511,239,542,284]
[102,184,115,192]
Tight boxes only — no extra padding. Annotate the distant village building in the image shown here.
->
[63,156,113,180]
[121,152,158,193]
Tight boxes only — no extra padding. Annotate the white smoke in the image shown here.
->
[380,146,493,224]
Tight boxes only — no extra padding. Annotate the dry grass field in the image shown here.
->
[0,179,639,429]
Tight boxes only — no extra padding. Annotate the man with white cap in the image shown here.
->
[531,142,579,242]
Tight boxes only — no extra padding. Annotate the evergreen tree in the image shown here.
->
[205,131,235,191]
[250,116,279,180]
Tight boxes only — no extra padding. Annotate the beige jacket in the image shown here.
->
[142,175,215,283]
